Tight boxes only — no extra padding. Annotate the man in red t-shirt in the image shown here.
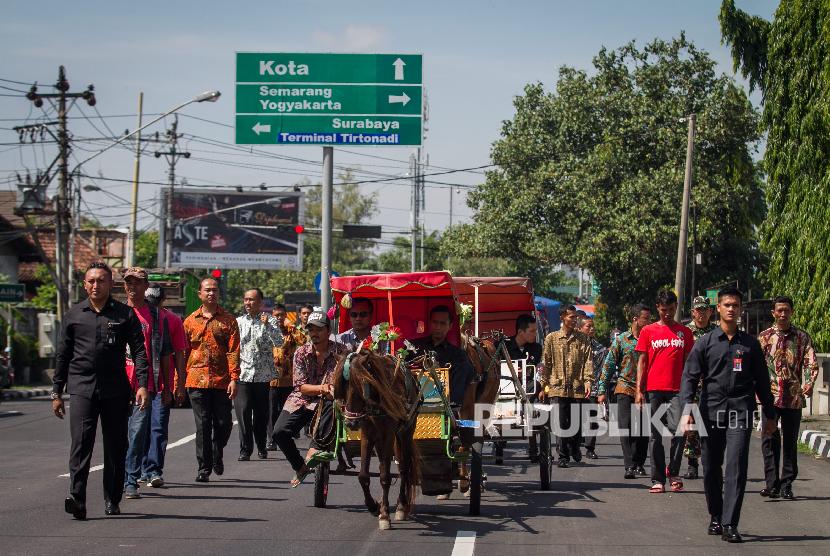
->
[635,289,693,493]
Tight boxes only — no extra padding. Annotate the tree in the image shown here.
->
[224,171,378,312]
[720,0,830,350]
[374,231,444,273]
[30,264,57,312]
[134,230,159,269]
[442,34,764,326]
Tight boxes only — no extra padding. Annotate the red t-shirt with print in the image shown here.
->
[634,321,693,392]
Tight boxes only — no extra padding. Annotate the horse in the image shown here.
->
[332,349,421,530]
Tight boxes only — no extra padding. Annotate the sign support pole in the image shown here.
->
[673,113,695,321]
[321,146,333,311]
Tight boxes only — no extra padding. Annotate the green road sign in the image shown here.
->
[236,53,423,84]
[236,114,422,145]
[236,84,422,116]
[0,283,24,303]
[235,52,423,146]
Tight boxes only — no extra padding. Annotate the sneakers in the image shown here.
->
[684,466,699,480]
[124,485,141,499]
[586,450,598,460]
[624,467,636,479]
[635,465,647,477]
[149,475,164,488]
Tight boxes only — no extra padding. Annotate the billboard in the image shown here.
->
[160,188,304,270]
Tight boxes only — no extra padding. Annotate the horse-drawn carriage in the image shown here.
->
[309,271,489,527]
[454,276,555,490]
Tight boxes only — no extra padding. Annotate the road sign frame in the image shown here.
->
[235,52,424,147]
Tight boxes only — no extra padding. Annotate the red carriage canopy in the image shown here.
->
[453,276,535,337]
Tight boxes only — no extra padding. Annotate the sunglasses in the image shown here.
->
[349,311,370,318]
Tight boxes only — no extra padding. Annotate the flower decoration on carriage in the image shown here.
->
[457,302,473,327]
[361,322,404,354]
[396,338,418,359]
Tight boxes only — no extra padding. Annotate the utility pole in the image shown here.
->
[19,66,97,323]
[157,116,190,268]
[673,113,696,321]
[410,152,418,272]
[320,147,333,311]
[126,92,143,267]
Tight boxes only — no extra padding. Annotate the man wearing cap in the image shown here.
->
[122,268,174,500]
[273,308,348,488]
[182,276,240,483]
[140,283,188,488]
[683,295,718,480]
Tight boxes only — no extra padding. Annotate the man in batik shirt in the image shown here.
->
[683,296,718,480]
[235,288,283,461]
[579,315,608,460]
[598,303,651,479]
[757,296,819,500]
[181,277,240,483]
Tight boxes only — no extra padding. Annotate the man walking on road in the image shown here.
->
[579,315,608,460]
[540,304,593,468]
[235,288,283,461]
[267,303,306,450]
[683,295,718,480]
[635,289,692,493]
[52,262,149,519]
[182,277,240,482]
[122,268,173,500]
[598,303,651,479]
[680,287,778,543]
[757,296,819,500]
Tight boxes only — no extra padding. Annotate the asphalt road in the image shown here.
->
[1,397,829,556]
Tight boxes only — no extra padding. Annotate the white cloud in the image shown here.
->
[312,24,386,52]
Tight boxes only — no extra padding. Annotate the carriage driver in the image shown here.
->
[411,305,477,407]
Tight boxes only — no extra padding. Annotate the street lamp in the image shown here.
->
[71,90,221,267]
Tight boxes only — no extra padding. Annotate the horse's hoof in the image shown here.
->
[379,518,391,530]
[394,509,408,521]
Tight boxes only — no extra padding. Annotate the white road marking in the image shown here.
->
[59,420,238,478]
[451,531,476,556]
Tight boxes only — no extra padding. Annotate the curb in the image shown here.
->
[800,429,830,459]
[1,388,51,401]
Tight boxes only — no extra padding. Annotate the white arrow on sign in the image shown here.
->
[388,92,411,106]
[393,58,406,81]
[252,122,271,135]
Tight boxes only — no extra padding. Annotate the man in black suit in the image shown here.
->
[679,287,777,543]
[52,262,149,519]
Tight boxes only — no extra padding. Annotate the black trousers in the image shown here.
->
[702,415,752,527]
[267,386,292,444]
[234,381,270,456]
[273,401,333,472]
[68,393,131,505]
[616,393,649,469]
[761,407,801,489]
[648,391,685,484]
[552,397,583,462]
[188,388,233,474]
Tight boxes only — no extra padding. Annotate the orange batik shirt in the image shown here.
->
[180,305,241,390]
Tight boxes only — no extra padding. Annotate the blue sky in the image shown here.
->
[0,0,777,241]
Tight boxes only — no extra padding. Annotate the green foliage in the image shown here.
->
[443,34,764,328]
[135,230,159,269]
[721,0,830,350]
[719,0,770,93]
[374,232,444,273]
[30,264,57,312]
[223,171,377,313]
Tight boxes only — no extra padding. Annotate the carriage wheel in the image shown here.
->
[314,462,330,508]
[539,426,553,491]
[468,443,482,516]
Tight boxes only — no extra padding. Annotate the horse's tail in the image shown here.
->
[396,426,421,508]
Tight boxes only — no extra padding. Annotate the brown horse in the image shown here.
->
[332,350,421,530]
